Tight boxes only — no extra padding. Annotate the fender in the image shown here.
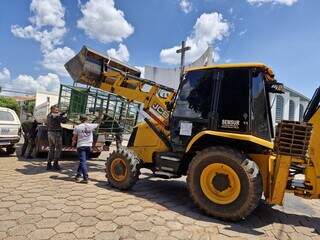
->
[185,130,274,152]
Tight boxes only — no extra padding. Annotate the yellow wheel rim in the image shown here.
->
[200,163,241,205]
[110,158,128,182]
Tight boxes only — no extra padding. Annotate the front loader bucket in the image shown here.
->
[65,46,141,87]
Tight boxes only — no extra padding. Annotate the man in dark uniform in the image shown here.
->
[21,119,38,159]
[100,114,123,149]
[46,105,67,171]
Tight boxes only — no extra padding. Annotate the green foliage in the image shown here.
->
[0,96,20,115]
[24,100,35,114]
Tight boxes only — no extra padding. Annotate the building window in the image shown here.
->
[299,104,304,121]
[275,95,284,123]
[289,100,295,121]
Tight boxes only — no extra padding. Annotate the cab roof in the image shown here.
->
[186,62,271,72]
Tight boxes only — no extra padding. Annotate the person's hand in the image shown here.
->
[72,140,76,147]
[95,115,103,123]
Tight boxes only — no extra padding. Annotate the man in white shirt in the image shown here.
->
[72,114,99,183]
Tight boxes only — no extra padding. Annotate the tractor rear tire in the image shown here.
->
[105,147,140,190]
[187,146,262,221]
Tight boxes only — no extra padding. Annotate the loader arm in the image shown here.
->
[99,65,175,127]
[65,46,176,128]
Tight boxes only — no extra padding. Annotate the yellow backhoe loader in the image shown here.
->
[65,46,320,221]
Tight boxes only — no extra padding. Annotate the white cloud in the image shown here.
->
[11,0,75,77]
[11,73,60,93]
[42,47,75,76]
[11,25,66,53]
[239,29,248,36]
[0,67,60,93]
[11,0,66,53]
[160,12,229,65]
[107,43,129,62]
[77,0,134,43]
[135,66,145,78]
[29,0,65,28]
[0,68,11,85]
[247,0,297,6]
[180,0,192,14]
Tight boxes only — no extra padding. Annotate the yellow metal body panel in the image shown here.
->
[186,62,270,72]
[305,108,320,198]
[270,155,292,205]
[128,122,170,163]
[100,71,175,127]
[249,154,275,200]
[186,131,274,152]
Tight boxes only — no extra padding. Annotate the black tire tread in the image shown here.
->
[106,147,140,190]
[187,146,262,221]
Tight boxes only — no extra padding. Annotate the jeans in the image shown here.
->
[77,146,91,179]
[47,131,62,164]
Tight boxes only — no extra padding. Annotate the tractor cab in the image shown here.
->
[170,63,284,152]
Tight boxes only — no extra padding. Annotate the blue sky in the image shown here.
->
[0,0,319,97]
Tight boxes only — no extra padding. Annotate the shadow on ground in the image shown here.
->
[13,143,320,237]
[95,173,320,237]
[14,144,105,181]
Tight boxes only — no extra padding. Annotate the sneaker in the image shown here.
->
[75,175,81,182]
[53,163,61,171]
[46,162,52,170]
[80,179,89,184]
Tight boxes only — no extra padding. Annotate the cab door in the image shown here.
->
[170,69,219,150]
[215,68,250,133]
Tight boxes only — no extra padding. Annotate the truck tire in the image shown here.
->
[187,146,262,221]
[105,147,140,190]
[6,146,15,155]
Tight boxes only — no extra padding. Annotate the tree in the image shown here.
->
[23,100,35,114]
[0,96,20,115]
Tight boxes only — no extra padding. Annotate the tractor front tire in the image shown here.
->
[106,147,140,190]
[187,146,262,221]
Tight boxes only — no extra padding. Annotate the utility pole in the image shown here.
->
[176,40,191,82]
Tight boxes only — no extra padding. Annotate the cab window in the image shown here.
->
[251,70,271,140]
[173,69,215,119]
[0,111,15,121]
[217,69,250,132]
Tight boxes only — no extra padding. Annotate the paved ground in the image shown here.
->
[0,146,320,240]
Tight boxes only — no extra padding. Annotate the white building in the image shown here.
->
[270,86,309,128]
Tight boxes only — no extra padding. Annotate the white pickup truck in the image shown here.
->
[0,107,21,154]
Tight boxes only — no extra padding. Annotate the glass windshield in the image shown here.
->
[251,70,272,140]
[173,70,215,119]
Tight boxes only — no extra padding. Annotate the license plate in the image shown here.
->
[1,128,10,133]
[0,142,10,146]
